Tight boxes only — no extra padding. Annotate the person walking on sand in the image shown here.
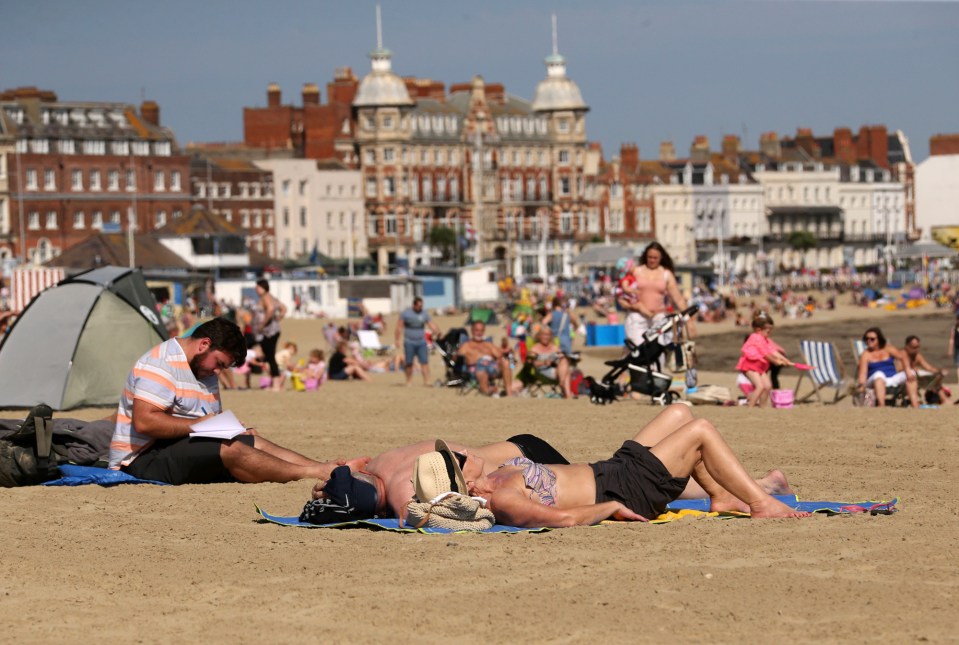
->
[252,278,287,392]
[620,241,696,346]
[395,297,440,386]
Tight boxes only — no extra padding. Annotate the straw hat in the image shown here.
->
[412,440,468,502]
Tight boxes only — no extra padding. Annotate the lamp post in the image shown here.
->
[716,209,726,290]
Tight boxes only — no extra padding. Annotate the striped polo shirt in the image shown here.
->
[108,338,221,468]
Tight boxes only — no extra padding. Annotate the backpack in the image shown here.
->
[570,368,586,396]
[0,408,59,487]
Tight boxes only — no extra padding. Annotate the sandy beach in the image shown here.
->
[2,301,957,643]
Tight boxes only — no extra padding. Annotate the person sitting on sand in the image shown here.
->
[108,317,363,484]
[456,320,513,397]
[856,327,919,408]
[736,312,795,408]
[328,340,373,382]
[310,404,794,522]
[420,404,810,528]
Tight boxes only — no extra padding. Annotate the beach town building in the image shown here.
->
[0,87,191,265]
[242,19,596,278]
[253,158,367,269]
[914,134,959,245]
[186,154,276,257]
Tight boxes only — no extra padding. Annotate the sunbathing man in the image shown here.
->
[310,405,793,522]
[456,320,513,397]
[416,404,810,527]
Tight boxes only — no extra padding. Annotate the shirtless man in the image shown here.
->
[310,405,793,522]
[456,320,513,397]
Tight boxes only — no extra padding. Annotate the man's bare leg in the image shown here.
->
[649,419,810,518]
[221,441,332,483]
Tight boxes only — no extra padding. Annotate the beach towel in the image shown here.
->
[256,494,897,532]
[43,464,168,487]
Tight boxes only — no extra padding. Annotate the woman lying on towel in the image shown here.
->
[419,404,811,528]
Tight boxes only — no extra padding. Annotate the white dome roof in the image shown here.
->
[532,53,587,112]
[353,47,413,107]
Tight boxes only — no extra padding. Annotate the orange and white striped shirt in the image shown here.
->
[109,338,221,468]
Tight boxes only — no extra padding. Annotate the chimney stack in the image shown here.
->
[267,82,281,107]
[140,100,160,126]
[302,83,320,105]
[833,127,855,164]
[690,135,710,163]
[759,131,781,159]
[620,143,639,171]
[659,140,676,162]
[721,135,740,159]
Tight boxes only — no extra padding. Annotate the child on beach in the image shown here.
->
[736,312,794,407]
[305,349,327,391]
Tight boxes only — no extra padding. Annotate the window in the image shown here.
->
[74,211,85,229]
[28,212,40,230]
[435,149,444,164]
[365,149,376,164]
[108,170,119,191]
[339,212,345,229]
[539,176,548,197]
[92,211,102,229]
[241,210,250,227]
[527,177,536,199]
[253,210,262,228]
[436,177,446,201]
[383,116,393,129]
[557,119,570,133]
[221,209,231,222]
[281,179,290,196]
[90,170,101,191]
[368,213,378,236]
[422,177,432,201]
[110,211,121,225]
[171,171,181,191]
[25,169,38,190]
[154,142,171,156]
[60,139,75,155]
[326,212,333,228]
[383,148,395,162]
[126,169,135,191]
[153,171,164,191]
[299,207,307,227]
[560,211,572,233]
[282,207,289,227]
[558,150,569,164]
[112,140,129,155]
[450,177,458,200]
[155,211,166,228]
[131,141,149,156]
[366,177,377,197]
[298,180,306,196]
[265,210,274,227]
[71,169,83,190]
[31,139,50,154]
[383,177,395,197]
[44,211,57,229]
[409,176,419,201]
[560,177,570,196]
[385,214,397,234]
[84,140,106,155]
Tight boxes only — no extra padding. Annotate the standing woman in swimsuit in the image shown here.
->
[856,326,919,408]
[620,241,696,345]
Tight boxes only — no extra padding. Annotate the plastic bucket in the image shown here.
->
[770,389,794,409]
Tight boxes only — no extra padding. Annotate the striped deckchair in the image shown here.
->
[794,340,854,404]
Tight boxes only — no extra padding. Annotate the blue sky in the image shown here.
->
[2,0,956,161]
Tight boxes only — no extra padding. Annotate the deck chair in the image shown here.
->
[515,359,563,398]
[357,330,391,356]
[794,340,854,404]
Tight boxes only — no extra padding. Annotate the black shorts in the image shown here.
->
[123,434,255,485]
[590,440,688,519]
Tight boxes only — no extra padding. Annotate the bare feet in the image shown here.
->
[708,490,750,514]
[757,469,794,496]
[748,495,812,519]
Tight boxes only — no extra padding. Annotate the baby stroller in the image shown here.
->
[588,305,699,406]
[434,327,470,391]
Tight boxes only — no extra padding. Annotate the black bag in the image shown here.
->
[0,406,60,488]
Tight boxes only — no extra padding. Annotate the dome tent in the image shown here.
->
[0,266,168,410]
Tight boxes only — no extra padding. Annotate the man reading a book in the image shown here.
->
[108,318,354,485]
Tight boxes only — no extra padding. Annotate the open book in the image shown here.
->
[189,410,246,440]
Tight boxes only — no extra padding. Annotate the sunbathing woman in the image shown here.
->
[435,404,810,527]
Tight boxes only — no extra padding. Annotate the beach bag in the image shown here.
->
[305,378,319,391]
[686,385,732,405]
[259,376,272,389]
[853,389,876,408]
[405,493,495,531]
[569,369,585,396]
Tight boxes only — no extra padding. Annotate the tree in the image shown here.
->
[787,230,818,269]
[427,225,457,263]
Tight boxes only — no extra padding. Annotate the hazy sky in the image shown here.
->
[2,0,956,162]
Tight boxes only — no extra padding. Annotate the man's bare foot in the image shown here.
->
[758,469,794,496]
[748,496,812,518]
[708,490,750,514]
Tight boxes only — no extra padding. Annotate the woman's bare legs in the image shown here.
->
[649,418,810,518]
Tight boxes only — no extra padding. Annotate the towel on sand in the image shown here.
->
[255,495,897,532]
[43,464,168,487]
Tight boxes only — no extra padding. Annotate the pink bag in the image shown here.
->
[259,376,273,389]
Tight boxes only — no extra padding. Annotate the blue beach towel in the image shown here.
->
[666,494,898,516]
[43,464,168,487]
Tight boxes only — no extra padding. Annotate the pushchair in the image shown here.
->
[433,327,471,391]
[588,305,699,406]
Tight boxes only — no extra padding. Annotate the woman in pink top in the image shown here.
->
[736,312,794,407]
[619,242,696,345]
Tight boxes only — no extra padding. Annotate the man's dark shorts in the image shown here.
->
[123,434,256,485]
[590,440,688,519]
